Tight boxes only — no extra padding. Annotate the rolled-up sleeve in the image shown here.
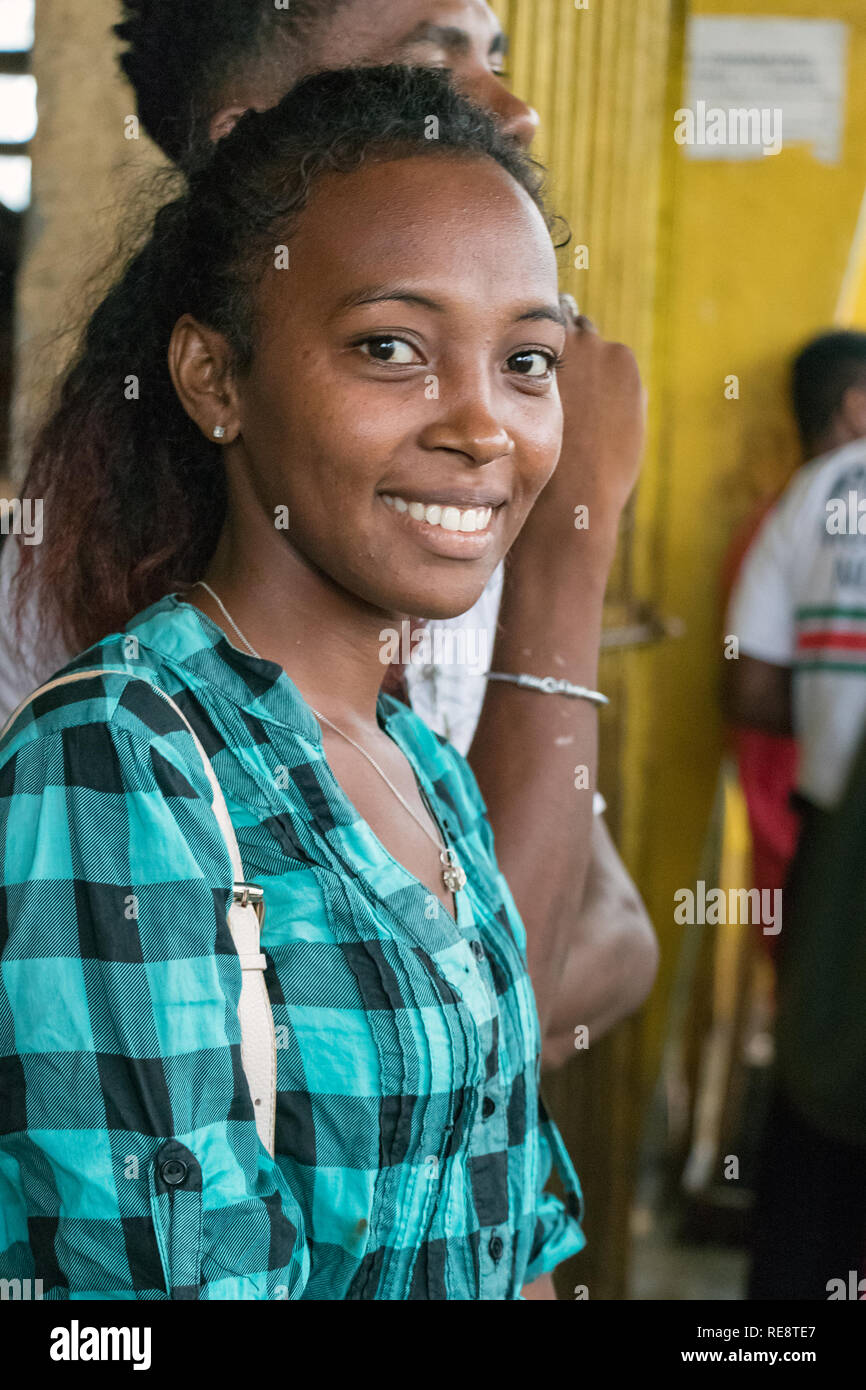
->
[0,711,308,1300]
[726,502,796,667]
[523,1099,586,1286]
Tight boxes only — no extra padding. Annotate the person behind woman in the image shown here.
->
[0,66,585,1300]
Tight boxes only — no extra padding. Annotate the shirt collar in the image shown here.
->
[125,591,405,744]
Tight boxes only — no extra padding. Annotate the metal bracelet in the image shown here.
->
[484,672,609,706]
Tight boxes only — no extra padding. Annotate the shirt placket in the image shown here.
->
[462,932,512,1299]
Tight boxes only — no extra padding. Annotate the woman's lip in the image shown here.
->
[376,490,508,509]
[379,494,499,558]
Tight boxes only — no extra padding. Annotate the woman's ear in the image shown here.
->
[168,314,241,445]
[209,105,250,144]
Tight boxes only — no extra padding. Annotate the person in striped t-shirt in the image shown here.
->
[726,330,866,1300]
[726,331,866,814]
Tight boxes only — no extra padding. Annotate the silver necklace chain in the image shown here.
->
[189,581,466,892]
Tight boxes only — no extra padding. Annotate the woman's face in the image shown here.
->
[221,154,565,622]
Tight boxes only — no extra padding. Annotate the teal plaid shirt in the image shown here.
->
[0,593,584,1299]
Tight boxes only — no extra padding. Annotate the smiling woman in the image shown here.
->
[0,65,583,1300]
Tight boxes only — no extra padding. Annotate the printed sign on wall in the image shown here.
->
[678,17,848,164]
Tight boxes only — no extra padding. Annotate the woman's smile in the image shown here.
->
[379,490,504,559]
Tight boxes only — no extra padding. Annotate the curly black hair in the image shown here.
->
[15,65,554,655]
[114,0,349,165]
[792,330,866,456]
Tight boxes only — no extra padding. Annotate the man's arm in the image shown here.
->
[723,486,796,741]
[722,652,794,737]
[540,814,658,1071]
[467,323,645,1034]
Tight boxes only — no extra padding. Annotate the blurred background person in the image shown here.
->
[725,329,866,1297]
[725,330,866,822]
[749,723,866,1299]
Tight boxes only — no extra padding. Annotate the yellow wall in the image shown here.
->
[638,0,866,1079]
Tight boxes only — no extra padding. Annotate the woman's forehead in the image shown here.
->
[263,156,558,315]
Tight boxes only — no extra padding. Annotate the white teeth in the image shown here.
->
[381,495,495,534]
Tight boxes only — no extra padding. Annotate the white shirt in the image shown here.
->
[726,437,866,809]
[405,561,505,756]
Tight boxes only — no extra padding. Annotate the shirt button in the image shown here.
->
[482,1096,496,1120]
[489,1234,504,1262]
[159,1158,188,1187]
[471,940,485,960]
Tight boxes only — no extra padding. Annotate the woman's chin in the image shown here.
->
[397,586,492,623]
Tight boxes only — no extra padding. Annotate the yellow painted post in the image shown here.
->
[492,0,678,1299]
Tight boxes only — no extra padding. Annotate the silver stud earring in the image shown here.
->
[213,425,226,440]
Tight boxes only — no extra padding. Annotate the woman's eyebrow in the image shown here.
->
[517,305,568,328]
[330,289,566,328]
[330,287,446,317]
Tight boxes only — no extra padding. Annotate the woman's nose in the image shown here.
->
[418,410,515,467]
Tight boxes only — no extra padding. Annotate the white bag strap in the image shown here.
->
[1,668,277,1156]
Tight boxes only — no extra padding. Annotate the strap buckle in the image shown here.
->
[232,882,265,926]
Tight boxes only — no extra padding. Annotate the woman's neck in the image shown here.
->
[189,507,400,734]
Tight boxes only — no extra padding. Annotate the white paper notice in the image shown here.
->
[681,17,848,164]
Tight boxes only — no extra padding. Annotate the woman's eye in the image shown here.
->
[508,349,558,378]
[359,337,420,365]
